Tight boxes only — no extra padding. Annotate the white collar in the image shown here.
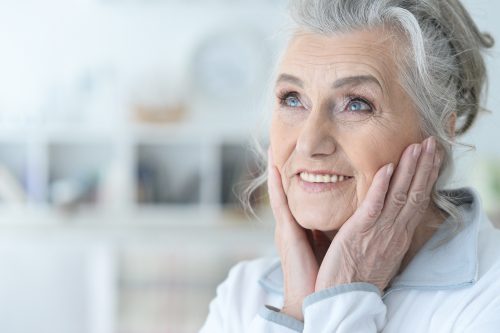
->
[259,187,482,296]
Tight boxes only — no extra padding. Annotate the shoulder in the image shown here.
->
[449,187,500,279]
[458,187,500,285]
[212,256,282,325]
[449,215,500,329]
[222,256,280,292]
[460,201,500,313]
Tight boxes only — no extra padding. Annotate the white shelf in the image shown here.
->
[0,119,266,224]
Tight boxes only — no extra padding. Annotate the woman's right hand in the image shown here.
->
[267,147,325,321]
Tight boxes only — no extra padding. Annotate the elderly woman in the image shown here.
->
[200,0,500,332]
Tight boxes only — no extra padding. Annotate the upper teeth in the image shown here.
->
[299,172,351,183]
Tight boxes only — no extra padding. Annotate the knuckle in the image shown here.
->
[418,197,431,213]
[391,192,407,207]
[379,220,394,232]
[367,201,384,219]
[421,162,434,173]
[409,190,426,206]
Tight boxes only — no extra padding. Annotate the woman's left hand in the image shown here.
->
[315,136,443,292]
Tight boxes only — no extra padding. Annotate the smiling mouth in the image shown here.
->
[299,171,354,184]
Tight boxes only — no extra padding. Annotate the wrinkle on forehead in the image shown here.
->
[292,27,399,57]
[281,28,402,96]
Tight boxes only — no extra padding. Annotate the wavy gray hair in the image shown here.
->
[241,0,494,233]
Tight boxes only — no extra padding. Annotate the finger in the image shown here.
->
[425,146,443,196]
[350,163,394,230]
[381,143,422,221]
[399,137,439,230]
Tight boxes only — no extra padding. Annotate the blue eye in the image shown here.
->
[280,93,303,108]
[347,99,372,112]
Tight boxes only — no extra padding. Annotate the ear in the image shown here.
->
[448,112,457,141]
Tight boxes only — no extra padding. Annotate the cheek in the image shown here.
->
[349,127,420,205]
[270,115,298,188]
[350,146,386,205]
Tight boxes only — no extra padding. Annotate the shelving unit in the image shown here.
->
[0,121,268,226]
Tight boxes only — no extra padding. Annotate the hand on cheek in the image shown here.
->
[267,137,443,321]
[315,136,443,292]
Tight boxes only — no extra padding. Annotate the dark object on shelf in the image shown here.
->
[136,144,201,205]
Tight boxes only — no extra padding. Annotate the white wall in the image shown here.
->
[451,1,500,167]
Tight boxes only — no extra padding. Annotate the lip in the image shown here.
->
[295,174,354,193]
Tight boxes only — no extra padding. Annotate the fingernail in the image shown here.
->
[413,144,422,158]
[386,163,394,177]
[426,137,435,153]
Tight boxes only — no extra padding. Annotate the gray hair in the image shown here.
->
[241,0,494,233]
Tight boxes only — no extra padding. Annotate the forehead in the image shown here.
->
[279,28,400,91]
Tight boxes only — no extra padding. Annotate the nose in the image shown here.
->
[296,111,336,158]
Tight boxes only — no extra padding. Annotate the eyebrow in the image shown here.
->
[276,73,383,91]
[276,73,304,88]
[332,75,383,91]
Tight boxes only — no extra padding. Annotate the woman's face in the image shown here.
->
[270,28,424,232]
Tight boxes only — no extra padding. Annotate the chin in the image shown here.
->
[289,203,348,231]
[286,179,358,231]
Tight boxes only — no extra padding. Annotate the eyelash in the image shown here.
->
[277,90,375,114]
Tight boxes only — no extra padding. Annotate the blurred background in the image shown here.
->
[0,0,498,332]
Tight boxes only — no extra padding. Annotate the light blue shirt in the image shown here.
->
[200,187,500,332]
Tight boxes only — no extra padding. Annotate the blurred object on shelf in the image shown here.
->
[48,143,112,214]
[130,69,188,124]
[189,28,267,106]
[134,104,186,124]
[470,156,500,217]
[136,161,158,204]
[220,142,266,218]
[0,165,26,204]
[0,144,28,205]
[50,175,98,213]
[136,144,201,205]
